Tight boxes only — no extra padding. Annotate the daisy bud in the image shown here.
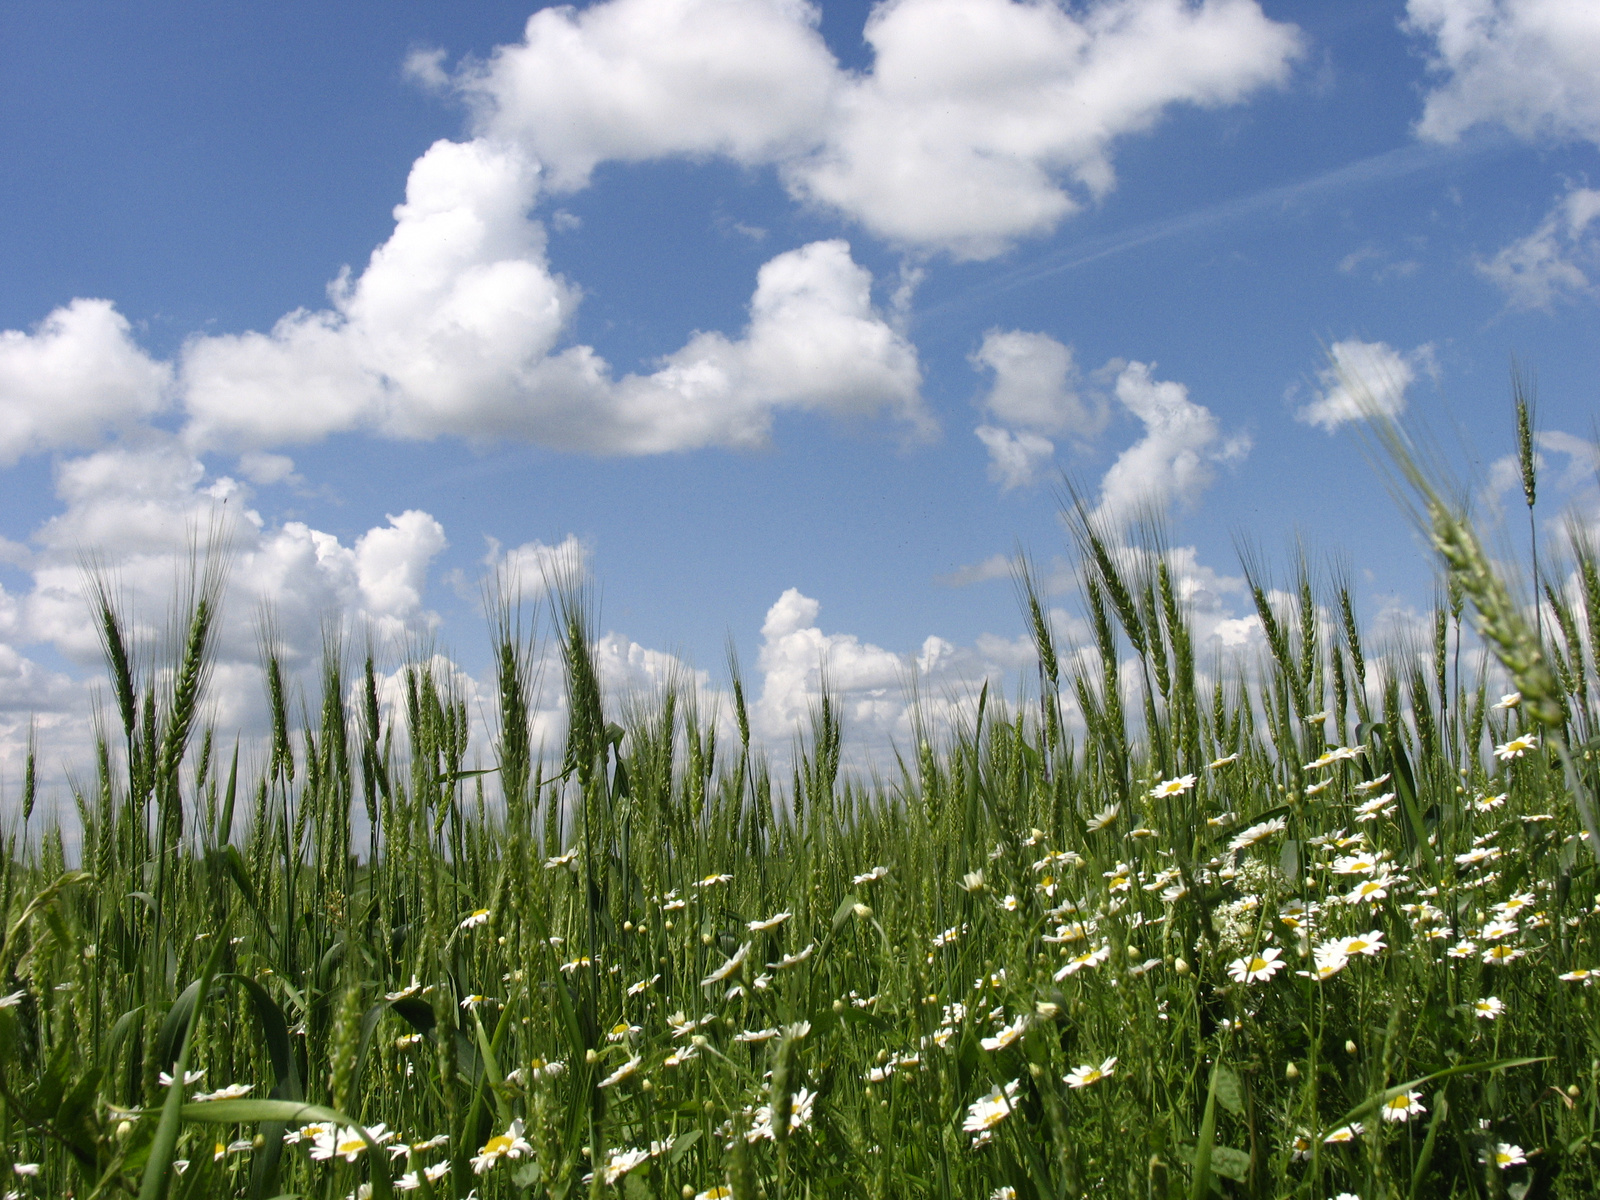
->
[1174,958,1191,976]
[1344,1040,1357,1055]
[1569,1085,1582,1098]
[1285,1062,1300,1080]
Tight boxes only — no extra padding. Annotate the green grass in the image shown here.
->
[6,432,1600,1198]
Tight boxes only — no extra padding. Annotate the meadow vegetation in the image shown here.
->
[4,396,1600,1199]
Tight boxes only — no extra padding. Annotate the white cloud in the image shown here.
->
[972,330,1103,436]
[1092,361,1246,526]
[0,299,170,465]
[461,0,838,191]
[970,330,1107,489]
[1296,339,1431,432]
[236,452,298,486]
[459,0,1301,259]
[936,552,1015,587]
[1487,428,1600,525]
[1406,0,1600,146]
[484,534,588,601]
[976,424,1057,490]
[793,0,1301,257]
[754,586,1015,753]
[629,238,926,447]
[1477,185,1600,309]
[177,137,922,455]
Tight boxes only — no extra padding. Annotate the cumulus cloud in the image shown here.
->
[0,0,1296,467]
[460,0,838,191]
[1477,185,1600,309]
[1296,339,1432,432]
[973,330,1104,437]
[0,299,171,465]
[975,425,1056,490]
[458,0,1301,259]
[753,585,1033,758]
[1092,361,1247,526]
[936,552,1015,587]
[13,440,454,767]
[177,137,922,455]
[794,0,1301,257]
[970,329,1108,489]
[1406,0,1600,146]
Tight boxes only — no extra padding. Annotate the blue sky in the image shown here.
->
[1,0,1597,790]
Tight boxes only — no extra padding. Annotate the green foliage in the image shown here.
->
[8,416,1600,1199]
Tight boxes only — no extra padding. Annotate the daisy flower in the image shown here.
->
[193,1083,252,1102]
[470,1119,532,1173]
[398,1161,452,1190]
[1344,874,1396,904]
[980,1014,1029,1052]
[1492,691,1521,710]
[1054,943,1111,980]
[1483,944,1525,965]
[852,866,889,884]
[1331,852,1380,876]
[1085,804,1120,832]
[385,977,423,1002]
[1149,774,1197,799]
[458,908,490,929]
[1495,733,1539,760]
[598,1056,642,1089]
[771,944,815,969]
[1064,1056,1117,1088]
[1559,968,1595,984]
[311,1124,395,1163]
[1228,818,1287,852]
[1379,1091,1426,1122]
[602,1147,652,1185]
[1337,931,1386,958]
[1228,946,1286,984]
[963,1081,1020,1146]
[1323,1122,1364,1143]
[701,942,751,985]
[1473,996,1506,1020]
[746,912,791,932]
[1483,1143,1527,1168]
[1307,745,1363,769]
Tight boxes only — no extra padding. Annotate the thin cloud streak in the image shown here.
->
[919,133,1508,322]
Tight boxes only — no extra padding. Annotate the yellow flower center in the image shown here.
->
[482,1135,512,1157]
